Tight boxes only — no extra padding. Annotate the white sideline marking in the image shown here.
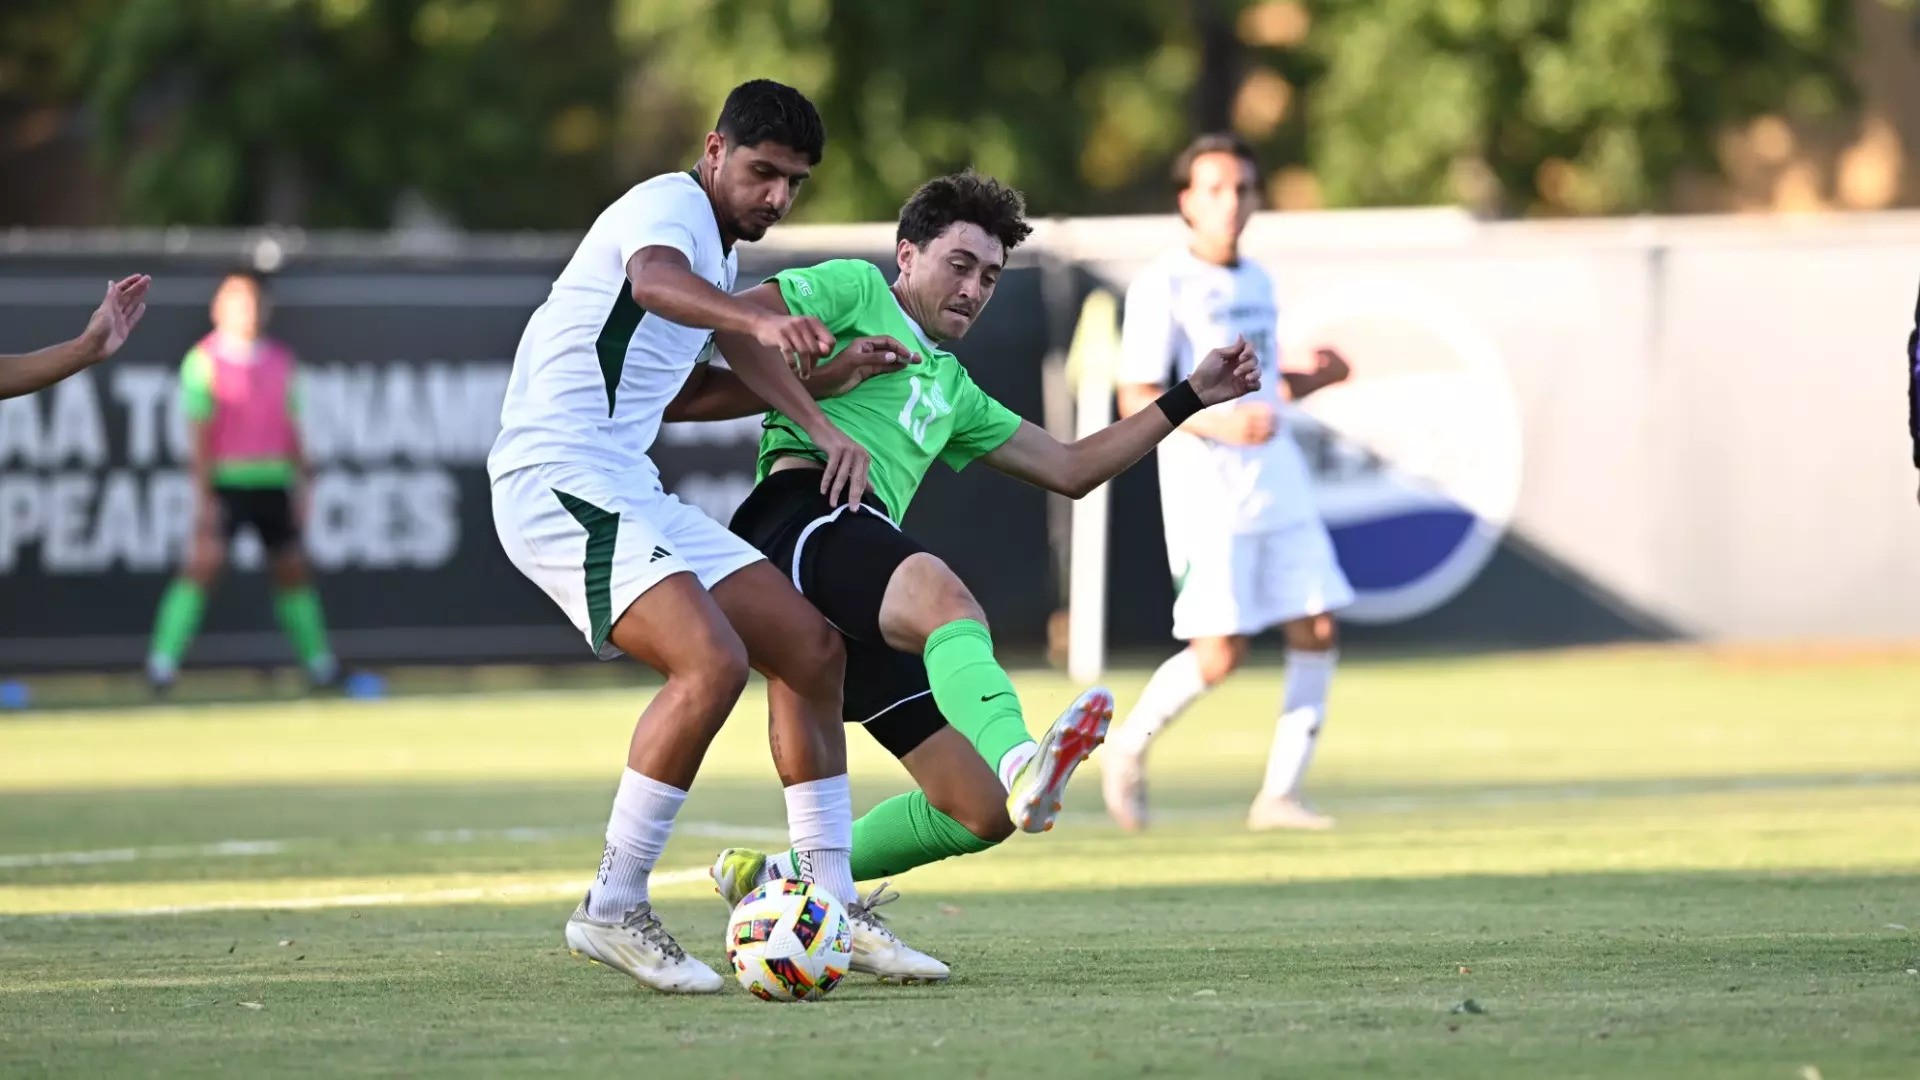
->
[1053,770,1918,827]
[9,772,1909,870]
[0,821,785,870]
[0,840,290,869]
[12,867,716,921]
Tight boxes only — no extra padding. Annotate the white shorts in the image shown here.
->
[491,462,764,659]
[1167,521,1355,640]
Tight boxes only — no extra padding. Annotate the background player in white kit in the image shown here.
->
[1102,134,1355,833]
[488,80,938,993]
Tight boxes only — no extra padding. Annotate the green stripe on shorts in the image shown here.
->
[552,489,619,653]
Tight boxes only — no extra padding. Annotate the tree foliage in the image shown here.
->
[1293,0,1875,213]
[73,0,625,227]
[8,0,1905,225]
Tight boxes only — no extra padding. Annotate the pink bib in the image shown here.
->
[201,335,297,462]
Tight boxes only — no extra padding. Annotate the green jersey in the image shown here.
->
[757,259,1022,518]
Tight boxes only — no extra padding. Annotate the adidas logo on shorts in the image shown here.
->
[648,546,671,562]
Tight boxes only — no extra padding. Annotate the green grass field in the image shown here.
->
[2,649,1917,1079]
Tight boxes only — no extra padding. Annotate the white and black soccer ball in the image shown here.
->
[723,879,853,1002]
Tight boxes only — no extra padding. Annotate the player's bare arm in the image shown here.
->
[1116,354,1275,446]
[705,281,881,507]
[0,275,150,401]
[985,338,1260,498]
[626,247,836,370]
[663,284,915,423]
[625,250,874,506]
[662,338,910,422]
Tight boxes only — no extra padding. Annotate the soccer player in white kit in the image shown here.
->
[489,80,936,993]
[1102,134,1355,833]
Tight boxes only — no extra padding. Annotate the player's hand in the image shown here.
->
[813,427,872,508]
[81,275,151,363]
[1218,401,1278,445]
[753,312,836,379]
[1311,347,1352,387]
[1191,337,1262,407]
[808,335,918,399]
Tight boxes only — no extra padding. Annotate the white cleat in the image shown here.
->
[1007,687,1114,834]
[847,883,950,984]
[563,895,723,994]
[1246,794,1336,832]
[1101,748,1148,833]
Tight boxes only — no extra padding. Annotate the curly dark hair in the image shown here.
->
[896,171,1033,255]
[716,80,825,165]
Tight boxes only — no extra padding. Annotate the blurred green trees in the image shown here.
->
[1,0,1906,226]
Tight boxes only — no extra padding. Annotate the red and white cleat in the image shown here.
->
[1006,687,1114,834]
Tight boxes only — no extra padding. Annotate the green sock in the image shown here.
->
[148,579,206,673]
[783,791,999,882]
[273,587,335,675]
[923,619,1033,776]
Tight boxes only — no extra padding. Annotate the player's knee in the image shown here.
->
[1192,638,1246,684]
[1286,615,1338,653]
[186,547,225,585]
[269,551,308,588]
[891,553,986,630]
[679,638,752,718]
[785,616,845,701]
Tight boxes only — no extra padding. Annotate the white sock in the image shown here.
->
[586,768,686,920]
[763,850,794,883]
[996,740,1038,789]
[784,775,856,904]
[1260,649,1337,799]
[1109,649,1210,758]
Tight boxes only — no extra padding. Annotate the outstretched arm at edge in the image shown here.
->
[984,339,1261,499]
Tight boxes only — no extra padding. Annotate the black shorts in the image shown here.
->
[215,486,299,552]
[728,470,945,759]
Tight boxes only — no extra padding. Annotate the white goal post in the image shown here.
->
[1065,288,1120,684]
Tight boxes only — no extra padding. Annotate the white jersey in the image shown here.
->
[1116,248,1317,536]
[488,171,738,482]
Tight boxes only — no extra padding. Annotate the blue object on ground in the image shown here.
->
[0,681,31,710]
[343,672,387,700]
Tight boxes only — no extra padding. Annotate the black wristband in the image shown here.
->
[1153,380,1204,427]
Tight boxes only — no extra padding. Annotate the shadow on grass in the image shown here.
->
[2,766,1917,892]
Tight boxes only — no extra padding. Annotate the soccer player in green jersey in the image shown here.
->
[664,172,1259,980]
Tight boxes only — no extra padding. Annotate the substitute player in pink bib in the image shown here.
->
[147,271,336,692]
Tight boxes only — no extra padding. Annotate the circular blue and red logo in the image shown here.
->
[1282,288,1522,624]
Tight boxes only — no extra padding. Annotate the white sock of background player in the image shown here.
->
[1259,649,1337,800]
[1108,648,1210,760]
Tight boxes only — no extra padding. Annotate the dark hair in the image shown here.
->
[896,171,1033,254]
[1172,133,1258,190]
[716,79,825,165]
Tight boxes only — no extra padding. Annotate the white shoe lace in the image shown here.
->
[846,882,902,944]
[618,902,687,961]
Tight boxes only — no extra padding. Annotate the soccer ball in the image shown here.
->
[723,879,853,1002]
